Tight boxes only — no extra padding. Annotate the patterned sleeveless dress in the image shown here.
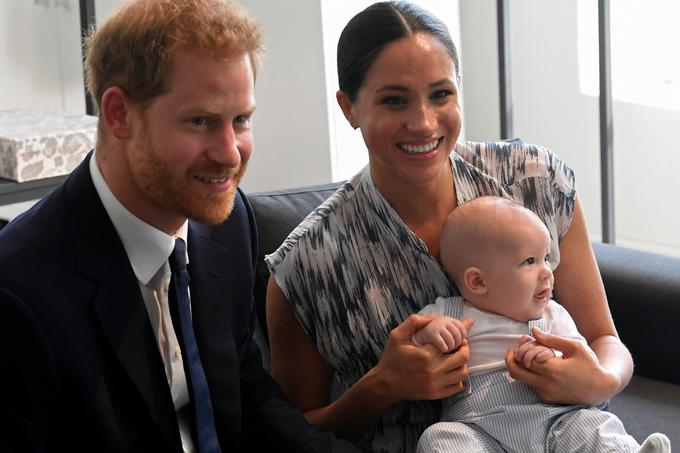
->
[266,141,576,453]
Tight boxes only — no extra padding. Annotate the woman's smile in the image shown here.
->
[397,137,443,155]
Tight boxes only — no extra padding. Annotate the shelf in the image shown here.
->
[0,175,67,206]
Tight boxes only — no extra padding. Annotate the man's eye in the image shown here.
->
[235,115,250,125]
[191,117,208,126]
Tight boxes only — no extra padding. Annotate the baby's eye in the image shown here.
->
[544,254,551,263]
[523,257,536,265]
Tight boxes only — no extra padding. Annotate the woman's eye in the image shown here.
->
[431,89,453,101]
[381,96,406,105]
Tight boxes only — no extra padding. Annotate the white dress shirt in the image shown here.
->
[90,152,195,452]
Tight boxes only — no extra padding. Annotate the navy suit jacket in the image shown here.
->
[0,154,359,452]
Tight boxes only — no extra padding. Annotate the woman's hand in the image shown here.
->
[506,327,619,405]
[370,314,473,404]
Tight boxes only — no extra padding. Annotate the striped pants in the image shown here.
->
[416,368,641,453]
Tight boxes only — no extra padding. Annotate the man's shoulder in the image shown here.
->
[0,168,100,296]
[0,157,96,257]
[0,189,68,260]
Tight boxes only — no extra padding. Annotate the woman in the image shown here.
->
[266,2,633,452]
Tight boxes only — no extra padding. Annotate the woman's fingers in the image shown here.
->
[531,327,579,355]
[378,316,471,402]
[394,314,436,340]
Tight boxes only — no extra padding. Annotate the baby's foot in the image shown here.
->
[638,432,671,453]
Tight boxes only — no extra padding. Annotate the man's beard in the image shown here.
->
[127,128,246,225]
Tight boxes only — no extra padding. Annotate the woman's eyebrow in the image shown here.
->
[375,85,408,94]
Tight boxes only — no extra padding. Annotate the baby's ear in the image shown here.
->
[464,267,487,295]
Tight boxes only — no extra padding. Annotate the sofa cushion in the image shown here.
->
[609,375,680,446]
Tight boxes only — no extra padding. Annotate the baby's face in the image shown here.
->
[480,221,554,321]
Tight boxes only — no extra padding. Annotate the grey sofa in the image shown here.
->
[247,182,680,448]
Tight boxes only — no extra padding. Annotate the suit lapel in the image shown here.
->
[65,154,182,451]
[188,222,244,444]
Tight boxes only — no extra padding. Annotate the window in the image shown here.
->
[473,0,680,258]
[577,0,680,256]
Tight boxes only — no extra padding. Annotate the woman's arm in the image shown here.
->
[266,276,470,441]
[506,196,633,405]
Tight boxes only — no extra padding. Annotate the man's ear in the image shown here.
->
[336,90,358,129]
[101,86,134,140]
[464,267,487,295]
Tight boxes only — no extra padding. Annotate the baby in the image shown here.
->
[413,196,670,453]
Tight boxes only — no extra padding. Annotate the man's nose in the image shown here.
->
[208,124,241,167]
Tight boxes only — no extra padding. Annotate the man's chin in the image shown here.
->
[182,192,237,225]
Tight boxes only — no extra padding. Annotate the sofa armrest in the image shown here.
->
[592,242,680,385]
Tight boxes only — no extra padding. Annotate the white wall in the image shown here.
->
[458,0,500,142]
[0,0,84,113]
[237,0,335,193]
[95,0,117,22]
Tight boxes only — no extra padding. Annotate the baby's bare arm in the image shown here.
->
[412,316,469,353]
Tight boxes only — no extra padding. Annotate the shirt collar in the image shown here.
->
[89,150,189,285]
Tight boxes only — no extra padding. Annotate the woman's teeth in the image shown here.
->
[399,139,440,154]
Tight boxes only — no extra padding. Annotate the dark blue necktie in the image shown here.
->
[168,238,221,453]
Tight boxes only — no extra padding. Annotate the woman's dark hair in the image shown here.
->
[337,1,460,102]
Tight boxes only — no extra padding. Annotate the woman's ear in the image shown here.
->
[336,90,358,129]
[464,267,487,295]
[101,86,134,140]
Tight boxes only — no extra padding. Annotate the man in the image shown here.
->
[0,1,360,452]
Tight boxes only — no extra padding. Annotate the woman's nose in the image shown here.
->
[406,103,437,133]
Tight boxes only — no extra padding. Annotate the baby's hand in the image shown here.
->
[412,316,469,353]
[515,335,558,368]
